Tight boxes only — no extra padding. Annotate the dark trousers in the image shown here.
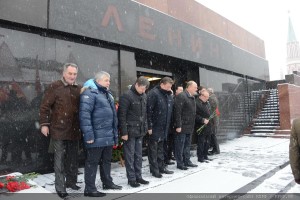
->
[53,139,79,193]
[84,146,113,193]
[210,126,220,153]
[148,139,165,174]
[197,133,210,159]
[174,133,192,167]
[163,134,174,161]
[123,136,143,182]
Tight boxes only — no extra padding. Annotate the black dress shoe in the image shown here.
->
[137,178,149,185]
[56,190,68,199]
[66,184,81,190]
[128,181,140,188]
[185,163,198,167]
[103,183,122,190]
[177,166,188,170]
[152,172,163,178]
[84,191,106,197]
[165,160,175,165]
[160,168,174,174]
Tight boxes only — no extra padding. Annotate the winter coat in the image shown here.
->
[195,98,212,136]
[208,93,219,125]
[289,118,300,181]
[118,85,148,138]
[147,86,174,141]
[174,90,196,134]
[79,80,118,148]
[168,95,178,134]
[39,79,81,140]
[208,93,218,112]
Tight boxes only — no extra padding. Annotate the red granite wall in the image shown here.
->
[278,83,300,130]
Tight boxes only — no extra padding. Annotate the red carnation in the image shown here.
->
[6,176,15,181]
[6,181,19,192]
[0,182,4,189]
[19,182,30,190]
[216,107,220,116]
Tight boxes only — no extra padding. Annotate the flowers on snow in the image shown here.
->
[0,173,38,193]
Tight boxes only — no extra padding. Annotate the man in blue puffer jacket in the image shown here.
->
[79,71,122,197]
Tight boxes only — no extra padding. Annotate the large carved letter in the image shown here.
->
[101,5,124,31]
[138,16,156,41]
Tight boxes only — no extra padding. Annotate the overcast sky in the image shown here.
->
[195,0,300,81]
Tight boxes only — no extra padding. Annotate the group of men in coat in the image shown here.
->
[39,63,219,198]
[40,65,122,198]
[118,76,220,184]
[118,76,177,186]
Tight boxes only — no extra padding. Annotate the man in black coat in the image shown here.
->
[207,88,220,154]
[118,76,150,188]
[195,89,212,162]
[147,77,174,178]
[164,85,184,165]
[174,81,198,170]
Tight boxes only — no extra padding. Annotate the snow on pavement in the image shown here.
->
[27,136,300,198]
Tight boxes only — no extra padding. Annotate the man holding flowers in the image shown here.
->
[195,89,213,163]
[207,88,220,155]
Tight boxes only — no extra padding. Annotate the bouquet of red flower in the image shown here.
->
[112,138,124,166]
[113,102,125,166]
[0,172,38,193]
[197,107,221,135]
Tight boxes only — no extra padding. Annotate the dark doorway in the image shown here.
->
[137,69,173,92]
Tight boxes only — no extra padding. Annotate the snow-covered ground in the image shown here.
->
[9,136,300,199]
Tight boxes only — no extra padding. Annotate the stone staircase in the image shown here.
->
[250,89,281,136]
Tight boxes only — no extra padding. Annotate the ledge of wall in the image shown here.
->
[285,73,300,86]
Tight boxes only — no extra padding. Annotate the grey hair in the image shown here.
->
[186,81,196,89]
[63,63,78,72]
[207,88,214,94]
[95,71,110,81]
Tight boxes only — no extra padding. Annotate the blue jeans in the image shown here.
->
[174,133,192,167]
